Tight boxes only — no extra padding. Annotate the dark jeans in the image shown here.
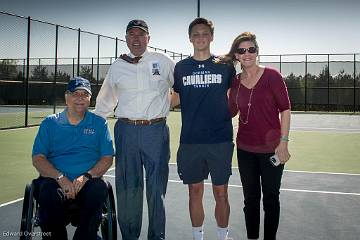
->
[237,148,284,240]
[114,120,170,240]
[33,176,108,240]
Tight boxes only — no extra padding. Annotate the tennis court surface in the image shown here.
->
[1,165,360,240]
[1,113,360,239]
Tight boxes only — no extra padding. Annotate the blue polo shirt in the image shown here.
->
[32,109,114,181]
[174,56,235,144]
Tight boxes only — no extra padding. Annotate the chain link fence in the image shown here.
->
[259,54,360,112]
[0,11,187,129]
[0,11,359,129]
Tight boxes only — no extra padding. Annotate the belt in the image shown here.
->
[119,117,166,126]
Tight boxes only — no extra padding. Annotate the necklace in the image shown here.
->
[235,66,261,125]
[235,67,262,124]
[235,76,254,125]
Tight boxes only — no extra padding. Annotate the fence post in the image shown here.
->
[97,35,100,85]
[22,59,26,82]
[25,16,31,127]
[77,28,80,76]
[305,54,308,111]
[91,57,94,83]
[327,54,330,111]
[53,25,59,114]
[115,37,118,59]
[72,58,75,78]
[279,54,282,73]
[354,54,356,113]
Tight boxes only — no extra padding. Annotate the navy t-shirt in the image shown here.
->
[174,56,235,144]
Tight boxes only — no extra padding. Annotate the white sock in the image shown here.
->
[192,225,204,240]
[217,226,229,240]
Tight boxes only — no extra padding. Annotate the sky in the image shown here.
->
[1,0,360,57]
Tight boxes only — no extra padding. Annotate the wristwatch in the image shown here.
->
[83,172,93,180]
[56,173,64,181]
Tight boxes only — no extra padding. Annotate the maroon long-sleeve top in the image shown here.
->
[228,67,291,153]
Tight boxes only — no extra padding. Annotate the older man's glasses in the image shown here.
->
[235,47,257,55]
[67,91,91,99]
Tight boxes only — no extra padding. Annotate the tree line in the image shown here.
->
[0,59,359,111]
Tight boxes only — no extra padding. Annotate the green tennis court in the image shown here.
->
[1,112,360,240]
[0,112,359,204]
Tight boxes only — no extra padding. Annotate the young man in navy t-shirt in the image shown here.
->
[171,18,235,240]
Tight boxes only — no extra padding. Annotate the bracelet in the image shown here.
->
[56,173,64,181]
[280,136,289,142]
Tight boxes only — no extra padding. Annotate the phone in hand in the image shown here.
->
[269,154,281,167]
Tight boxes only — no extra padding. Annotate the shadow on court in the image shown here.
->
[1,164,359,240]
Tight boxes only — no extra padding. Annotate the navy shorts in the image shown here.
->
[177,142,234,185]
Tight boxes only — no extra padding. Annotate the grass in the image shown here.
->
[0,111,359,204]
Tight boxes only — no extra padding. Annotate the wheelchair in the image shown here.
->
[19,179,117,240]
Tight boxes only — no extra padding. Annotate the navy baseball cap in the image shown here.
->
[67,77,92,95]
[126,19,149,33]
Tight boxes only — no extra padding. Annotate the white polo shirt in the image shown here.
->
[94,50,175,120]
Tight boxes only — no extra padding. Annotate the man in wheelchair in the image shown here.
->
[31,77,114,239]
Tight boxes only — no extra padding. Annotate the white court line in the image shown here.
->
[103,175,360,196]
[233,125,360,133]
[0,198,23,207]
[2,169,358,208]
[25,165,360,177]
[0,168,117,208]
[291,126,360,131]
[168,163,360,176]
[168,179,360,196]
[284,169,360,176]
[276,188,360,196]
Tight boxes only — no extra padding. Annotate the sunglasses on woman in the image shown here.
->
[235,47,257,54]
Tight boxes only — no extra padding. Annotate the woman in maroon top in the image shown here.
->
[226,32,291,240]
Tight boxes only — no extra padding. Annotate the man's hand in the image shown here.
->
[57,176,76,200]
[73,175,89,195]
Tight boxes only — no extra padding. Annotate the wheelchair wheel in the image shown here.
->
[100,181,117,240]
[20,183,35,240]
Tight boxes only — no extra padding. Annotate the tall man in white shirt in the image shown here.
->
[94,20,174,240]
